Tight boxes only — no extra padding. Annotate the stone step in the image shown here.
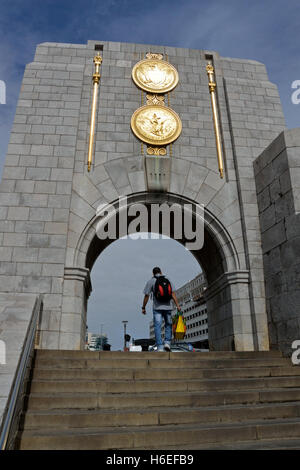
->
[34,357,291,370]
[18,350,300,449]
[32,365,300,381]
[26,388,300,411]
[35,350,283,360]
[22,401,300,431]
[17,417,300,450]
[29,375,300,394]
[138,438,300,450]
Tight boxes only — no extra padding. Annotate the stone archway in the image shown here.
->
[1,39,286,354]
[61,191,259,352]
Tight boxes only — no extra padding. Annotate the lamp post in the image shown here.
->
[122,321,128,352]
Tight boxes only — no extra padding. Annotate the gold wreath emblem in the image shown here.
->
[132,59,179,93]
[131,105,182,146]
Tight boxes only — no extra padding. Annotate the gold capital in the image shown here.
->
[147,146,167,156]
[206,63,214,74]
[146,52,163,60]
[94,53,103,66]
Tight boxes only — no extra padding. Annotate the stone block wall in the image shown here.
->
[254,129,300,355]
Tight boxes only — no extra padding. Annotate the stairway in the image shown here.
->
[16,349,300,450]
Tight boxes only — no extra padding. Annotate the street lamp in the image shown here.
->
[122,321,128,352]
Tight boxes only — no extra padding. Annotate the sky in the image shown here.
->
[0,0,299,349]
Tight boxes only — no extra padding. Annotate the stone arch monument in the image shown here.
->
[0,40,299,354]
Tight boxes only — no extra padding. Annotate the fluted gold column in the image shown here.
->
[206,62,224,179]
[87,53,102,172]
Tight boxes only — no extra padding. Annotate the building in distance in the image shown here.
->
[87,332,108,351]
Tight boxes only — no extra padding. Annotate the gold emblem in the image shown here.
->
[131,105,182,146]
[132,59,179,94]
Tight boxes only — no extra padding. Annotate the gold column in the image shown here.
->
[87,53,102,172]
[206,62,224,179]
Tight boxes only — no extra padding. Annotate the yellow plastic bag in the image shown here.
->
[174,314,186,340]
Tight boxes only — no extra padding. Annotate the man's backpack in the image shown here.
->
[153,276,172,302]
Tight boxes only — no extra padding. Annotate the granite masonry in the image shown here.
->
[0,293,40,429]
[254,129,300,355]
[0,39,298,354]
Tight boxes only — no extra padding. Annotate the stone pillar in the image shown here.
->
[58,267,92,350]
[204,270,267,351]
[254,129,300,355]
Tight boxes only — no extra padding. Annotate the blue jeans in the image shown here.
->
[153,309,172,350]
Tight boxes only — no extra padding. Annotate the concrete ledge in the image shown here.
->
[0,293,39,439]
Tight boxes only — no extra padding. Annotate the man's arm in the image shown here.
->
[172,292,181,311]
[142,295,149,315]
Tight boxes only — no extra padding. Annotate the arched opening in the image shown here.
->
[63,192,255,352]
[87,233,203,351]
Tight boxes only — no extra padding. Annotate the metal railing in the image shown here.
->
[0,295,43,450]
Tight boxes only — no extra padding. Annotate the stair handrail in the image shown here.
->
[0,294,43,450]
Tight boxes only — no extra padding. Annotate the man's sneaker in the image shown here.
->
[164,342,171,352]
